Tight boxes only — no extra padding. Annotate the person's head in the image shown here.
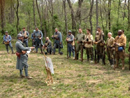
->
[68,30,72,35]
[87,29,91,34]
[118,30,123,36]
[46,37,49,40]
[22,27,26,31]
[17,34,24,41]
[108,32,112,38]
[79,28,82,33]
[35,27,38,31]
[5,31,8,36]
[97,26,101,32]
[122,30,124,34]
[55,28,58,32]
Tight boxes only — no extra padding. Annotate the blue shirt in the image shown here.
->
[3,35,12,42]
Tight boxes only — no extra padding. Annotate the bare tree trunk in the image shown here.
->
[16,0,19,33]
[63,0,68,35]
[128,0,130,30]
[100,0,104,31]
[89,0,94,34]
[33,0,36,28]
[36,0,42,30]
[96,0,98,28]
[117,0,121,24]
[123,0,127,20]
[0,0,5,34]
[67,0,76,36]
[76,0,83,27]
[108,0,111,30]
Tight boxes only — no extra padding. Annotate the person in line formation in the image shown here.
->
[75,28,85,62]
[3,31,14,54]
[94,27,106,65]
[84,29,94,62]
[66,30,75,59]
[114,30,126,70]
[33,27,43,54]
[42,37,52,55]
[106,32,115,67]
[52,28,63,55]
[16,34,34,79]
[19,27,29,47]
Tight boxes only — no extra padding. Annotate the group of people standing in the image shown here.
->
[2,26,128,79]
[66,27,127,70]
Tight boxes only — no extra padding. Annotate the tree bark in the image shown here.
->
[33,0,36,28]
[16,0,19,33]
[0,0,5,34]
[96,0,98,28]
[128,0,130,30]
[36,0,43,30]
[67,0,76,36]
[89,0,94,34]
[63,0,68,35]
[108,0,111,30]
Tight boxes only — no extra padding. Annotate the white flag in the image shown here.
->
[43,56,54,74]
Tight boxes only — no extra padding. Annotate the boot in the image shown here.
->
[20,75,25,78]
[26,76,32,79]
[87,55,89,61]
[97,55,100,63]
[122,60,125,70]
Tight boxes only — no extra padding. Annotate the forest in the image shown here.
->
[0,0,130,41]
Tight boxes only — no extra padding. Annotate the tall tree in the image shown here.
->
[96,0,98,28]
[67,0,76,35]
[33,0,36,28]
[108,0,111,30]
[63,0,68,35]
[89,0,94,34]
[0,0,5,33]
[16,0,19,33]
[36,0,42,30]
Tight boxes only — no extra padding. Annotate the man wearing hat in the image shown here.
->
[114,30,126,70]
[94,27,106,65]
[106,32,115,67]
[19,27,29,47]
[75,28,85,62]
[43,37,52,54]
[66,30,75,59]
[33,27,43,53]
[84,29,93,62]
[16,34,34,79]
[3,31,14,54]
[52,28,62,55]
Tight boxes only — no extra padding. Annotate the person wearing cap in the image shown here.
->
[33,27,43,53]
[3,31,14,54]
[52,28,62,54]
[19,27,29,47]
[94,27,106,65]
[75,28,85,62]
[66,30,75,59]
[43,37,52,54]
[84,29,93,62]
[114,30,126,70]
[16,34,35,79]
[106,32,115,67]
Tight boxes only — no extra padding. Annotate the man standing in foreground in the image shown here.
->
[16,34,34,79]
[114,30,125,70]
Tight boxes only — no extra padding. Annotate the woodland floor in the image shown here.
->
[0,51,130,98]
